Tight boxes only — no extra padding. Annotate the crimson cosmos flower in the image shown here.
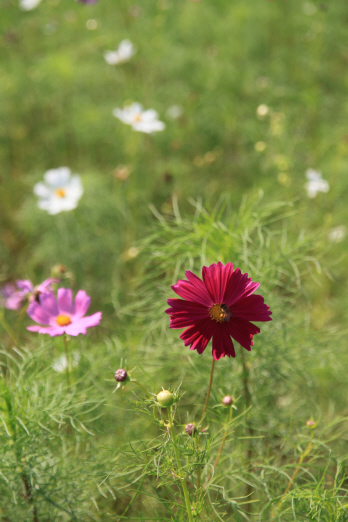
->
[166,262,272,361]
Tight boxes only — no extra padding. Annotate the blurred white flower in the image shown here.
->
[20,0,42,10]
[52,353,80,373]
[166,105,184,120]
[104,40,136,65]
[34,167,83,215]
[328,226,346,243]
[256,104,269,117]
[304,169,329,198]
[113,103,165,134]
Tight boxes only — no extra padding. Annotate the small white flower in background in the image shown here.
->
[52,353,80,373]
[19,0,42,10]
[34,167,83,215]
[328,226,346,243]
[304,169,329,198]
[166,105,184,120]
[256,104,270,118]
[104,40,137,65]
[113,103,165,134]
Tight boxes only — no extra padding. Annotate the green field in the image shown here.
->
[0,0,347,520]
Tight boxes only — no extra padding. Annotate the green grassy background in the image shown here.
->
[0,0,347,520]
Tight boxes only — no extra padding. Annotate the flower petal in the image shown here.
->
[230,294,272,322]
[57,288,73,314]
[39,292,59,320]
[27,325,65,336]
[27,302,51,325]
[202,262,234,303]
[227,318,260,351]
[212,324,235,360]
[166,299,209,328]
[171,272,213,307]
[72,290,91,319]
[64,312,102,336]
[223,268,260,307]
[179,318,214,354]
[44,167,71,187]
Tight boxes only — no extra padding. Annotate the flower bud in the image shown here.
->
[157,390,174,408]
[222,395,233,406]
[115,369,128,382]
[306,419,316,428]
[185,423,197,436]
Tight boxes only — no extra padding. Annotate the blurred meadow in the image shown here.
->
[0,0,348,520]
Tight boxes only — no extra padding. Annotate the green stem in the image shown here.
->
[0,309,18,346]
[63,336,70,390]
[167,406,194,522]
[241,346,253,501]
[204,404,233,487]
[131,379,151,395]
[199,358,215,428]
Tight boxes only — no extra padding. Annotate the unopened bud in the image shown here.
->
[222,395,233,406]
[185,423,197,436]
[115,369,127,382]
[157,390,174,408]
[306,420,316,428]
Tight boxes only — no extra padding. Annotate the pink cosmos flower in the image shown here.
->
[166,262,272,361]
[0,278,58,310]
[26,288,102,337]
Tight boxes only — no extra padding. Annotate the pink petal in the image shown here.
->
[65,312,102,336]
[223,269,260,307]
[230,294,272,322]
[166,299,209,328]
[71,290,91,319]
[27,325,65,336]
[16,280,34,293]
[27,302,51,325]
[5,292,26,310]
[57,288,73,315]
[202,262,234,303]
[212,324,235,360]
[227,318,260,351]
[36,278,59,292]
[179,319,214,354]
[171,273,213,307]
[39,292,59,320]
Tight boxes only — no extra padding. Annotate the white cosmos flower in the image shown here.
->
[112,103,165,134]
[52,353,80,373]
[328,226,346,243]
[34,167,83,215]
[104,39,137,65]
[20,0,42,10]
[304,169,329,198]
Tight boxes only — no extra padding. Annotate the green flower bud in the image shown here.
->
[157,390,174,408]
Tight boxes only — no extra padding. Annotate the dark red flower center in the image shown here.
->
[209,303,232,323]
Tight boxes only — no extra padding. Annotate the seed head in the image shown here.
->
[157,390,174,408]
[115,369,128,382]
[185,423,197,436]
[222,395,233,406]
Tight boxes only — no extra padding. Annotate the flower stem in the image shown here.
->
[204,404,233,487]
[0,309,18,346]
[199,358,215,428]
[63,335,70,390]
[280,435,314,503]
[167,406,194,522]
[130,379,151,395]
[240,346,254,501]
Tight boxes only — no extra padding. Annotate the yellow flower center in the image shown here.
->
[55,188,66,198]
[132,113,142,123]
[209,304,232,323]
[56,314,71,326]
